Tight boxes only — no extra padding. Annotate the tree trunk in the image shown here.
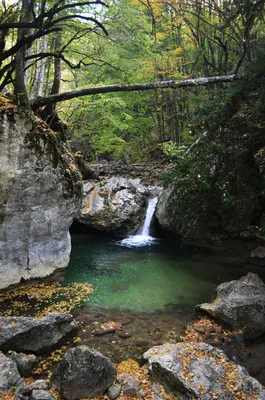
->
[14,0,32,108]
[32,74,241,108]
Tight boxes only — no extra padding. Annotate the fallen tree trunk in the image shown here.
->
[31,74,241,107]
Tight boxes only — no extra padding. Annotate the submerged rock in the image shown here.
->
[144,342,265,399]
[78,177,160,235]
[250,246,265,265]
[0,108,81,289]
[0,351,23,392]
[197,272,265,339]
[56,345,117,399]
[0,313,77,353]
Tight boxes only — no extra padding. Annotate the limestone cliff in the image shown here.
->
[0,104,81,288]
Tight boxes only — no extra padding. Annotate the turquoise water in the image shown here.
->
[64,233,253,313]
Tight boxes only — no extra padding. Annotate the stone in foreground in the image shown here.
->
[0,351,23,392]
[31,389,55,400]
[7,351,36,377]
[0,313,77,353]
[197,272,265,339]
[144,342,265,400]
[56,345,117,399]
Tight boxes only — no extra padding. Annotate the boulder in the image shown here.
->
[122,376,140,396]
[250,246,265,265]
[19,379,49,396]
[0,109,81,289]
[56,345,117,399]
[0,313,77,353]
[78,177,158,235]
[197,272,265,339]
[144,342,265,399]
[31,390,55,400]
[108,384,122,399]
[0,351,23,392]
[7,351,37,377]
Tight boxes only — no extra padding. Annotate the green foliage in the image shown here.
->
[163,52,265,241]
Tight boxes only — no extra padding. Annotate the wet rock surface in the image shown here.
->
[78,177,161,235]
[144,342,265,399]
[197,272,265,339]
[56,345,117,399]
[0,313,77,353]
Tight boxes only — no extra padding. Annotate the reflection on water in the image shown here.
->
[65,233,263,314]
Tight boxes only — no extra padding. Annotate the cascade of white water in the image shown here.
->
[119,196,159,247]
[141,196,158,236]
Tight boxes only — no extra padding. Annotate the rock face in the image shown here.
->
[56,345,117,399]
[0,313,77,353]
[0,351,23,392]
[144,342,265,399]
[197,273,265,339]
[78,177,160,235]
[155,187,177,234]
[0,108,81,288]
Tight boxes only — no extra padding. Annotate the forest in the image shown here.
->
[2,1,265,400]
[1,0,264,162]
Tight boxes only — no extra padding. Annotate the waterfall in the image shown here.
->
[119,196,159,248]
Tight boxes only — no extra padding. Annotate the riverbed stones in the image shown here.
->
[31,390,55,400]
[19,379,49,396]
[197,272,265,339]
[122,376,140,396]
[144,342,265,399]
[0,351,23,392]
[7,351,37,377]
[0,313,77,353]
[78,177,159,235]
[108,384,122,399]
[56,345,117,399]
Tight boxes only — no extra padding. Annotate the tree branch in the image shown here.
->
[32,74,241,107]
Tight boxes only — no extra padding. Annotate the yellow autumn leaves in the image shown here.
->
[0,282,93,318]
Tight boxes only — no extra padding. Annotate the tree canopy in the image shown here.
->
[1,0,265,160]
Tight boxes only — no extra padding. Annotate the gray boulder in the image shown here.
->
[108,384,122,399]
[31,390,55,400]
[122,376,140,396]
[197,272,265,339]
[56,345,117,399]
[0,351,23,392]
[7,351,36,377]
[0,313,77,353]
[144,342,265,399]
[78,177,155,235]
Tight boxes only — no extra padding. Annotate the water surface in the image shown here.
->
[64,234,253,313]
